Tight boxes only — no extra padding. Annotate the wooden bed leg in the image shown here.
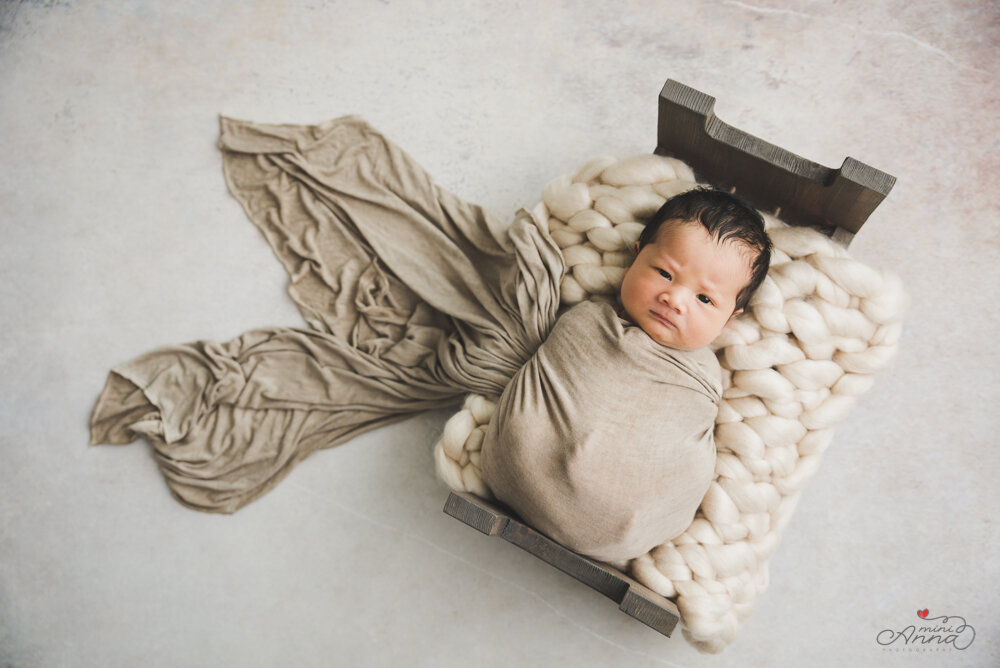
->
[443,489,508,536]
[444,491,681,637]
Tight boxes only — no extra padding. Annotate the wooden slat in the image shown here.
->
[656,79,896,242]
[444,491,680,637]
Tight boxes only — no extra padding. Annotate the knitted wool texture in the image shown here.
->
[433,153,907,653]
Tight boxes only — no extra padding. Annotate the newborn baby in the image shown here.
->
[481,188,772,563]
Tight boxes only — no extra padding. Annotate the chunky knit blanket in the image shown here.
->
[434,154,907,653]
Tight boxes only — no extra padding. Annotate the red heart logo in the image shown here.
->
[918,609,929,618]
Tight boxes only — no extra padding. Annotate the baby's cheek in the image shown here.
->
[702,317,729,344]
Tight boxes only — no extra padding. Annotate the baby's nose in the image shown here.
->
[660,290,686,313]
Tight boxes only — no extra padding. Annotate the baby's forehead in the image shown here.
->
[658,221,754,261]
[653,223,754,287]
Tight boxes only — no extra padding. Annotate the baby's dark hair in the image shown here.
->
[638,187,772,312]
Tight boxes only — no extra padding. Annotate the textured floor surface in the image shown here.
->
[1,1,997,666]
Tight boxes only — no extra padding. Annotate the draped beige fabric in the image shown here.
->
[89,116,720,561]
[90,115,564,513]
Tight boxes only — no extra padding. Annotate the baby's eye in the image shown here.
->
[657,269,672,280]
[697,294,713,305]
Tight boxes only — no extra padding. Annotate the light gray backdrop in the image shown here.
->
[1,1,996,666]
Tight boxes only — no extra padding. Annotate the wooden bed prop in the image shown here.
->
[654,79,896,244]
[443,78,896,638]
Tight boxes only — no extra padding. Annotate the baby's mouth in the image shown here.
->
[649,310,676,329]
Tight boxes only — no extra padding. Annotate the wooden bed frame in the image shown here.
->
[443,79,896,638]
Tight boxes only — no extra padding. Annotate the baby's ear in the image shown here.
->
[729,308,743,320]
[632,241,640,255]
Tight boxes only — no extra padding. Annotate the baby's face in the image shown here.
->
[619,222,752,350]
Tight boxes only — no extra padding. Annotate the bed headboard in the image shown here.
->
[655,79,896,245]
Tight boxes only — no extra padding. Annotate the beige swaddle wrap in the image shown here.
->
[90,115,564,513]
[482,300,720,563]
[90,116,718,565]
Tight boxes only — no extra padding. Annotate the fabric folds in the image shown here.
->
[90,116,720,562]
[90,116,564,513]
[481,300,720,563]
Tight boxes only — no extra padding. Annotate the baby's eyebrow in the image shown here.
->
[697,279,719,295]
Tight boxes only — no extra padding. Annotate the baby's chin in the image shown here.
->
[641,318,720,351]
[618,301,709,350]
[638,318,692,350]
[647,332,697,351]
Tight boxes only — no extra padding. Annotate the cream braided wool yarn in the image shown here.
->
[433,153,907,653]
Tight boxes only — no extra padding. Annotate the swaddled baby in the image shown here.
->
[481,188,772,563]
